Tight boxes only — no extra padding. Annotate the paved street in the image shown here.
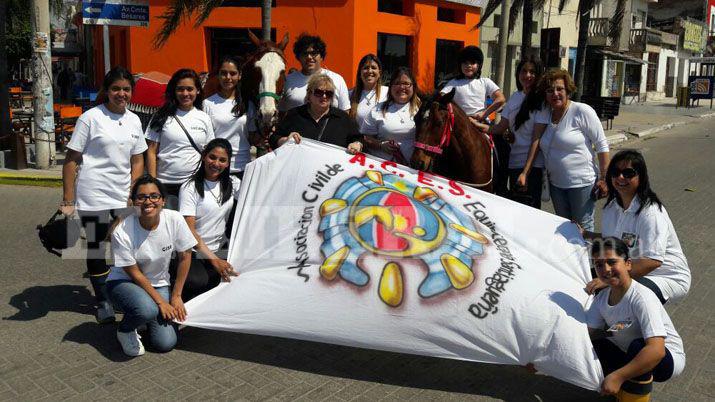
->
[0,118,713,401]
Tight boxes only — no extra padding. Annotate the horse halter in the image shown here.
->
[414,103,455,156]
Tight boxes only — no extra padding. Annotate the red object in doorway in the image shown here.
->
[130,71,170,111]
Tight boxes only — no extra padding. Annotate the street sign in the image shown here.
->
[82,0,149,27]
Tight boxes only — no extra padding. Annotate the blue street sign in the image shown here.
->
[82,0,149,27]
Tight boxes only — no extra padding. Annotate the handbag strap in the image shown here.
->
[174,115,202,154]
[316,117,330,142]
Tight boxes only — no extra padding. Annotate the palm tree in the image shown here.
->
[153,0,273,48]
[476,0,627,100]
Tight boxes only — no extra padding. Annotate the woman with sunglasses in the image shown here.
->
[202,56,255,180]
[270,74,363,153]
[583,150,690,304]
[178,138,240,301]
[349,54,388,128]
[106,175,197,356]
[146,69,215,209]
[60,66,147,324]
[360,67,421,163]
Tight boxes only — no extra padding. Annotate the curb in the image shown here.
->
[0,173,62,188]
[627,111,715,139]
[606,132,629,145]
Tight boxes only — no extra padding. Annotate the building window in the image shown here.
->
[208,28,276,71]
[377,33,412,80]
[437,7,466,24]
[220,0,276,6]
[531,21,538,34]
[378,0,405,15]
[435,39,463,87]
[493,14,501,28]
[646,52,658,91]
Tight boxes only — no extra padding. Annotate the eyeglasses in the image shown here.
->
[612,167,638,179]
[134,193,162,202]
[546,86,567,93]
[392,82,413,88]
[312,89,334,98]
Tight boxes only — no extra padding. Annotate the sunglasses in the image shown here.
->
[612,167,638,179]
[313,89,334,98]
[134,193,162,202]
[301,50,321,58]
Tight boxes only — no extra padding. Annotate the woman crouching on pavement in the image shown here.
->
[106,175,197,356]
[587,237,685,399]
[178,138,240,301]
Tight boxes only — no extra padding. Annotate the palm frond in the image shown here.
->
[153,0,202,49]
[558,0,570,14]
[508,0,525,34]
[608,0,626,47]
[533,0,548,12]
[472,0,504,30]
[195,0,224,27]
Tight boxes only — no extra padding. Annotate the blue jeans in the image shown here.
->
[549,183,595,231]
[106,280,178,352]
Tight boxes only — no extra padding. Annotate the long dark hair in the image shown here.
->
[214,55,246,117]
[605,149,663,214]
[149,68,204,132]
[189,138,233,205]
[381,66,421,116]
[513,57,545,130]
[349,54,383,119]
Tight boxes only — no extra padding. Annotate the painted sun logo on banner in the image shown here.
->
[318,170,488,307]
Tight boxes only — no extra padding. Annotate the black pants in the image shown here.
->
[493,134,511,197]
[78,209,120,303]
[593,338,674,382]
[163,183,183,211]
[508,167,543,209]
[170,251,223,302]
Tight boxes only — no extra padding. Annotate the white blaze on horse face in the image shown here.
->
[255,52,285,124]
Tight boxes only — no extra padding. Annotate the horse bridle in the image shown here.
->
[414,102,494,189]
[414,103,455,157]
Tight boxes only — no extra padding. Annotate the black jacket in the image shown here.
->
[270,105,361,149]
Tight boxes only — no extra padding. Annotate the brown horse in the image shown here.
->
[240,31,289,147]
[411,88,494,193]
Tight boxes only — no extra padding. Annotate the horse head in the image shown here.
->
[242,31,289,136]
[411,88,457,172]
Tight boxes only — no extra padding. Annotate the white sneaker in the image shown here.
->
[116,330,145,357]
[96,301,116,324]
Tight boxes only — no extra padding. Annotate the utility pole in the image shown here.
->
[573,0,594,102]
[495,0,511,88]
[261,0,272,41]
[31,0,55,169]
[0,1,10,159]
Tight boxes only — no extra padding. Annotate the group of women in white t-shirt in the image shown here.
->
[61,64,248,356]
[60,45,691,394]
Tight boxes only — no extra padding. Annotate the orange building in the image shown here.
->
[91,0,483,91]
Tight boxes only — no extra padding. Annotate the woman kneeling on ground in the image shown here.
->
[587,237,685,398]
[107,175,197,357]
[178,138,240,301]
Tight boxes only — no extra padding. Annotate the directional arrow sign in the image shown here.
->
[82,0,149,27]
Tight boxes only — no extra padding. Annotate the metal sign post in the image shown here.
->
[82,0,150,75]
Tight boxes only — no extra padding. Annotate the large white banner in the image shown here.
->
[184,139,603,391]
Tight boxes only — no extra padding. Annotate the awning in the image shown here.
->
[595,49,647,65]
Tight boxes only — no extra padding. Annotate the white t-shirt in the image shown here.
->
[535,102,609,189]
[501,91,544,169]
[587,281,685,378]
[350,85,389,128]
[145,107,215,184]
[179,177,241,252]
[202,94,256,173]
[67,104,148,211]
[108,209,197,287]
[602,197,691,303]
[279,68,351,112]
[361,101,416,161]
[441,77,500,116]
